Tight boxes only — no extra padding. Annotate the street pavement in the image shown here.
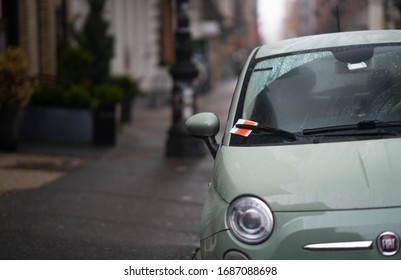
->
[0,79,236,260]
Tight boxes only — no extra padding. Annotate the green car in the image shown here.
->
[186,30,401,260]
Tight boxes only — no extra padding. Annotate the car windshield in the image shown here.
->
[234,44,401,145]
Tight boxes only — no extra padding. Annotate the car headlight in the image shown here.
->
[226,196,274,244]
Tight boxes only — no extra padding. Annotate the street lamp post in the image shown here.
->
[166,0,206,157]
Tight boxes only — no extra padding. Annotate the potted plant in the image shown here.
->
[91,83,123,146]
[109,75,140,123]
[0,48,33,151]
[21,83,95,144]
[58,47,94,85]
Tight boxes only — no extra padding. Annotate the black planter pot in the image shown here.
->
[0,108,22,151]
[21,106,94,144]
[93,104,121,146]
[120,94,135,123]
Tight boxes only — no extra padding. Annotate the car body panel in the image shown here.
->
[199,181,228,240]
[200,205,401,259]
[213,138,401,212]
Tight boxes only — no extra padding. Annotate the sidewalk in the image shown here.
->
[0,79,235,194]
[0,79,236,259]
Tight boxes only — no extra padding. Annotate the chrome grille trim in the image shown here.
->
[303,240,373,251]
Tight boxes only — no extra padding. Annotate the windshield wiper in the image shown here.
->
[236,123,298,141]
[302,120,401,135]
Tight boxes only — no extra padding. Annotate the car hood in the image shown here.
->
[214,139,401,211]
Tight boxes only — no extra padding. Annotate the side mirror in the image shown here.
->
[185,112,220,158]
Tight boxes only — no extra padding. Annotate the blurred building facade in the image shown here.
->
[189,0,260,86]
[0,0,57,76]
[0,0,259,94]
[284,0,401,38]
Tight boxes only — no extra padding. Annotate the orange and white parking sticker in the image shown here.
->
[230,119,258,137]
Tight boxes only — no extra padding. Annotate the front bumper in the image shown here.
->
[200,207,401,260]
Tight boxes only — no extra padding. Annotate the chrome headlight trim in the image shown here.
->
[226,196,274,244]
